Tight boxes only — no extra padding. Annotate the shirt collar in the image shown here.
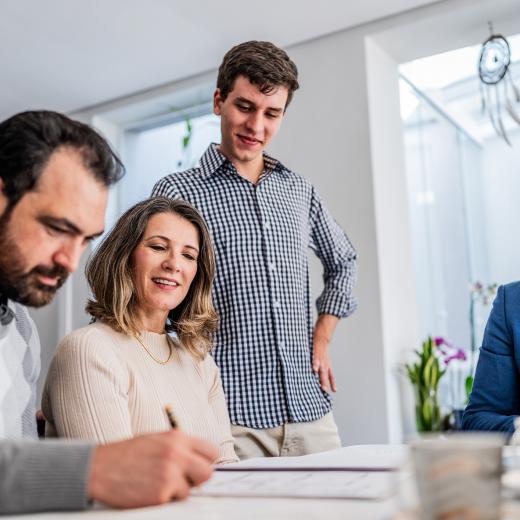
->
[199,143,291,179]
[0,293,15,326]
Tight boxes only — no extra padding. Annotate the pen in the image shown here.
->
[164,404,178,429]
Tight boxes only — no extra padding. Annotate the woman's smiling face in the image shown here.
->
[132,212,199,319]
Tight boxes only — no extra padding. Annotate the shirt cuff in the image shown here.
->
[316,291,357,318]
[0,440,94,514]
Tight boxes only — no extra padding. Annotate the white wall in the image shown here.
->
[366,39,419,441]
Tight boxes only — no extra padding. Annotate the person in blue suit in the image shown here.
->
[463,282,520,434]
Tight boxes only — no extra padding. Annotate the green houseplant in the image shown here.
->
[405,336,446,432]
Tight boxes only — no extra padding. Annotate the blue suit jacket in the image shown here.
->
[462,282,520,433]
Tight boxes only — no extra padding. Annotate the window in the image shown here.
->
[120,112,220,212]
[401,78,485,351]
[399,36,520,407]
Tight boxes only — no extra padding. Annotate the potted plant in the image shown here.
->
[405,336,446,432]
[406,336,471,432]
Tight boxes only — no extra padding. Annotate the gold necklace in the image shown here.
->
[135,334,173,365]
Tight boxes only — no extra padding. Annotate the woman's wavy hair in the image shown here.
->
[85,196,218,360]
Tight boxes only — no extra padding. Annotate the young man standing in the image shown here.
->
[0,110,216,514]
[153,41,357,458]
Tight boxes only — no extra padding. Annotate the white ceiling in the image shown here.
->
[0,0,441,121]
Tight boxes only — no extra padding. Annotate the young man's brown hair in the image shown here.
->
[216,41,299,109]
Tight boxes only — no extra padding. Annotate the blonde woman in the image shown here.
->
[42,197,237,464]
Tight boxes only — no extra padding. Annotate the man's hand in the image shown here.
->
[88,430,218,508]
[312,314,339,393]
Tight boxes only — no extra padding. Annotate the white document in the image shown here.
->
[194,446,410,500]
[193,470,399,500]
[220,445,409,472]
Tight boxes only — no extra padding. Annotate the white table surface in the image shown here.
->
[8,497,520,520]
[2,495,399,520]
[10,444,520,520]
[3,445,406,520]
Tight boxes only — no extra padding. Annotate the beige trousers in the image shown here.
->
[231,412,341,460]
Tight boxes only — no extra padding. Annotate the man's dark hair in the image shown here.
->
[0,110,124,206]
[217,41,299,109]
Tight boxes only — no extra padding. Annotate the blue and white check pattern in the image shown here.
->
[152,144,357,428]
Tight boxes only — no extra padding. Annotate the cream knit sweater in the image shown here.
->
[41,322,237,464]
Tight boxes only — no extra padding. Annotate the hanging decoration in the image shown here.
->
[478,22,520,146]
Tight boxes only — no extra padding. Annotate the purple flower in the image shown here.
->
[471,281,483,294]
[470,281,498,308]
[434,337,452,348]
[433,336,466,365]
[444,349,467,364]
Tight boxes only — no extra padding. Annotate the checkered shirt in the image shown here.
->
[152,144,357,428]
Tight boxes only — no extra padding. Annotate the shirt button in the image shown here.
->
[264,221,270,230]
[274,300,281,308]
[269,262,276,271]
[279,342,285,349]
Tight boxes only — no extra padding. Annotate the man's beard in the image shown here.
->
[0,208,68,307]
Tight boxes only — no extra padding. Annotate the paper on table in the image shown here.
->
[218,445,409,472]
[194,470,401,500]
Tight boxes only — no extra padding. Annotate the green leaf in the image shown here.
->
[424,337,433,358]
[465,375,474,400]
[430,360,439,387]
[422,398,432,429]
[181,118,193,151]
[423,355,435,387]
[405,365,417,384]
